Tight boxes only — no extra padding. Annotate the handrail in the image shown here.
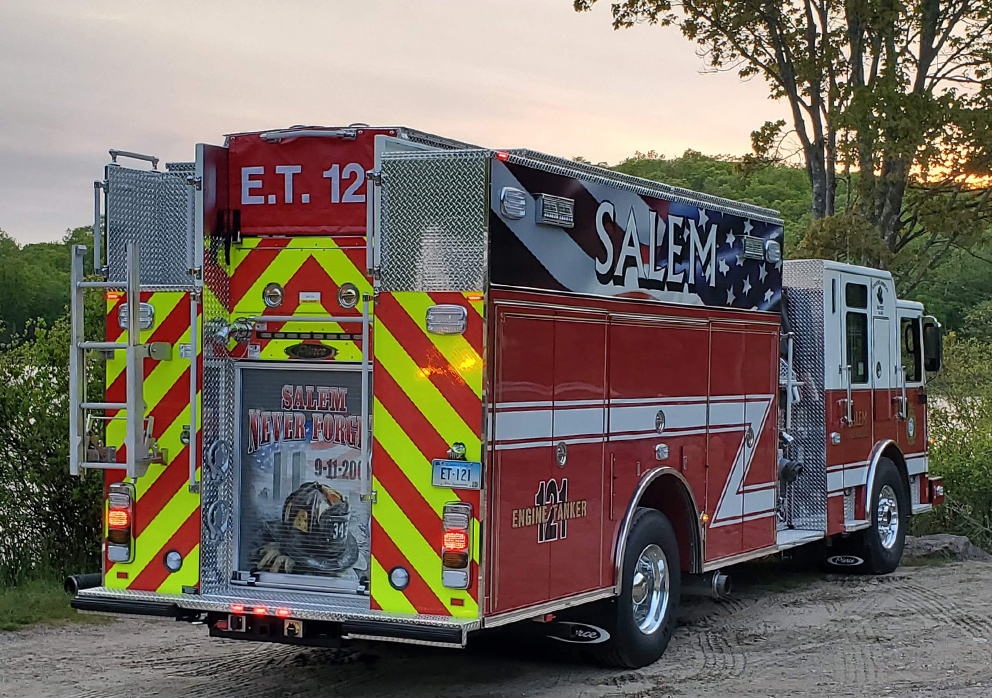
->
[93,182,104,273]
[247,315,367,324]
[260,128,357,143]
[109,149,159,170]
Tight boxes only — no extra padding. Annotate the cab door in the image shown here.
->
[837,275,873,461]
[870,278,897,444]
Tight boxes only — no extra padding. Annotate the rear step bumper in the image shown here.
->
[71,595,182,618]
[73,587,477,648]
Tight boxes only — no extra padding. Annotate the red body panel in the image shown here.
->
[227,128,397,236]
[486,289,781,614]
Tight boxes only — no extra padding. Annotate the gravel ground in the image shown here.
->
[2,560,991,698]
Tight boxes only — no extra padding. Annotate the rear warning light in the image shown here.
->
[277,608,291,618]
[253,606,267,616]
[106,482,134,564]
[231,604,245,614]
[442,530,469,552]
[441,502,473,588]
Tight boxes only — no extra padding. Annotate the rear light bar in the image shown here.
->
[106,482,135,563]
[441,502,472,589]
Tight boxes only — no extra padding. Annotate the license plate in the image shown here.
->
[432,460,482,490]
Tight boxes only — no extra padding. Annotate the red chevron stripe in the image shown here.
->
[128,506,201,592]
[105,292,135,343]
[132,445,189,539]
[372,440,442,544]
[375,294,482,432]
[428,292,484,359]
[373,360,474,506]
[373,443,479,602]
[229,238,291,309]
[106,295,196,405]
[370,517,448,616]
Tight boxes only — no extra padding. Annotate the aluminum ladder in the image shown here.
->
[69,241,171,479]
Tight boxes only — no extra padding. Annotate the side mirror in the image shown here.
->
[923,318,942,373]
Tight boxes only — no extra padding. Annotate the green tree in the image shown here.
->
[613,149,813,247]
[575,0,992,290]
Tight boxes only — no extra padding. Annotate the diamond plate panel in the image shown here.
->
[200,235,235,596]
[844,489,856,521]
[378,150,489,292]
[76,586,478,630]
[782,259,827,531]
[106,165,193,287]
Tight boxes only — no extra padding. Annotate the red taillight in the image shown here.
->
[253,606,267,616]
[108,509,130,529]
[442,530,469,552]
[277,608,291,618]
[231,604,244,614]
[495,150,510,161]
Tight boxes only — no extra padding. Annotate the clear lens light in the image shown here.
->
[262,283,284,308]
[164,550,183,572]
[764,240,782,264]
[389,566,410,590]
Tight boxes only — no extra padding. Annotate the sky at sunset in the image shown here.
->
[0,0,786,243]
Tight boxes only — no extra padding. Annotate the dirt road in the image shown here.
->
[3,560,991,698]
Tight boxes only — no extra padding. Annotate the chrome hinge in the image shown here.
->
[360,490,378,504]
[367,169,383,185]
[186,175,203,191]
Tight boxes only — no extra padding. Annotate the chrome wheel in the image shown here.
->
[630,543,670,635]
[877,484,900,550]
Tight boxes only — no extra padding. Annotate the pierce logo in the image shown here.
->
[547,622,611,645]
[511,478,587,543]
[827,555,864,567]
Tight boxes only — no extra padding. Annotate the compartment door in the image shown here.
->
[548,310,607,600]
[490,309,555,613]
[235,365,371,596]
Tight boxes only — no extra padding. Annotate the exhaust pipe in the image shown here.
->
[682,572,731,599]
[64,573,101,596]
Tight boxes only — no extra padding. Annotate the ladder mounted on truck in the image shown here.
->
[69,150,201,482]
[69,242,172,479]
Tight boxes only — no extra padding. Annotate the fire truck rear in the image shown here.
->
[67,125,945,667]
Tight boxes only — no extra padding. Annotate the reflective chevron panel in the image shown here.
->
[104,291,201,594]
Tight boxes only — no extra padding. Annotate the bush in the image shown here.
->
[912,334,992,551]
[0,307,105,587]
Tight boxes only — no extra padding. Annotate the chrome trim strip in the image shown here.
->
[342,633,465,649]
[912,503,933,516]
[482,587,616,629]
[845,520,871,532]
[701,543,780,572]
[614,467,704,583]
[864,439,898,517]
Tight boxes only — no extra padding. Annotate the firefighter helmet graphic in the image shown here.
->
[256,482,359,574]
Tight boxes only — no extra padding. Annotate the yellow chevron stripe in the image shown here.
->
[374,322,480,450]
[157,544,199,594]
[370,557,417,614]
[106,291,185,386]
[372,476,476,618]
[393,293,483,399]
[373,402,480,562]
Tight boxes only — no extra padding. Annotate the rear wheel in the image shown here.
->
[594,508,681,668]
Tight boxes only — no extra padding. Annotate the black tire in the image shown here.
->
[856,457,909,574]
[594,508,681,668]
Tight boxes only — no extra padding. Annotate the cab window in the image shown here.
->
[901,317,922,383]
[846,312,869,383]
[845,282,869,384]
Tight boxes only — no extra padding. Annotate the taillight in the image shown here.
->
[441,502,472,588]
[106,482,134,563]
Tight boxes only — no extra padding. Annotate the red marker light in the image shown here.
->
[277,608,291,618]
[443,530,470,552]
[495,150,510,161]
[253,606,267,616]
[231,604,244,614]
[107,509,130,528]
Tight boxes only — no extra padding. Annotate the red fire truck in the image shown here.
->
[67,125,944,667]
